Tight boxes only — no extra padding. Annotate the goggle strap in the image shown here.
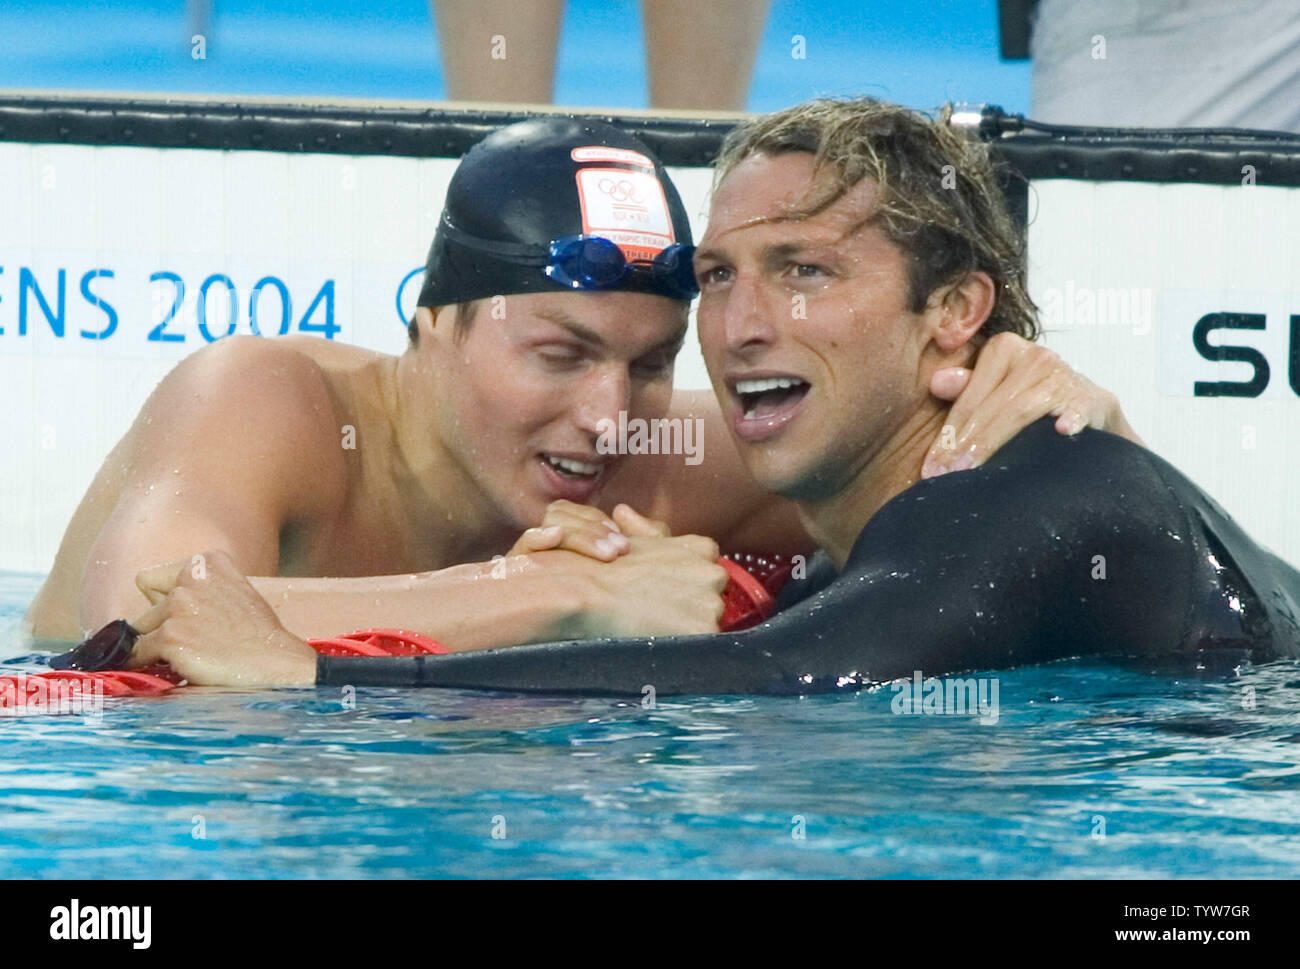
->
[438,214,550,263]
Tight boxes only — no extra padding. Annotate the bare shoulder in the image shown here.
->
[135,336,352,516]
[155,334,363,417]
[26,337,362,636]
[164,334,335,396]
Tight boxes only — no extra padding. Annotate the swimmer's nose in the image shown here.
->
[572,365,632,437]
[708,272,780,358]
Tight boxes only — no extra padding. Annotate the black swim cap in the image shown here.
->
[417,118,696,308]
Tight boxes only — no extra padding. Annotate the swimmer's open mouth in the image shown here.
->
[540,453,604,480]
[538,451,608,501]
[733,376,810,421]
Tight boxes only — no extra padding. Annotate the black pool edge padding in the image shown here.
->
[0,95,737,168]
[316,651,655,697]
[2,93,1300,185]
[314,637,750,697]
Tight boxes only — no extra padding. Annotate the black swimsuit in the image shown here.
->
[317,420,1300,695]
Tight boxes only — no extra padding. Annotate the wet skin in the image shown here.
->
[26,294,798,643]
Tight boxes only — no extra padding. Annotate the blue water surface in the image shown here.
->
[3,570,1299,879]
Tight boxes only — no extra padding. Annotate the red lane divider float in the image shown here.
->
[1,554,794,712]
[302,628,450,657]
[0,630,444,714]
[719,552,792,631]
[0,665,182,714]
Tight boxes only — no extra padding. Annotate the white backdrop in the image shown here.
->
[1,141,1296,572]
[1028,178,1300,570]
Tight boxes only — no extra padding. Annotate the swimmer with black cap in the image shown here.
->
[26,116,1141,685]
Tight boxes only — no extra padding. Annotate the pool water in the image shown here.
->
[3,570,1299,879]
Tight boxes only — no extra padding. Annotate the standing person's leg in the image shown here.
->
[643,0,769,110]
[432,0,564,104]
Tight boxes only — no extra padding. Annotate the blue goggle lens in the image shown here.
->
[545,236,698,299]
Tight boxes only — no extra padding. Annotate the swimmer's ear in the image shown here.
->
[928,270,995,355]
[415,306,439,340]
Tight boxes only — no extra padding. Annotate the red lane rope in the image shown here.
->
[304,628,451,657]
[0,628,445,713]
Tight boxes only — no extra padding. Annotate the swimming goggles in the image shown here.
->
[436,217,699,301]
[543,235,699,300]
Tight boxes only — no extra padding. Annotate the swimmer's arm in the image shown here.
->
[130,554,596,679]
[243,533,727,649]
[133,532,725,664]
[245,560,592,650]
[131,545,712,686]
[923,333,1145,476]
[78,338,347,634]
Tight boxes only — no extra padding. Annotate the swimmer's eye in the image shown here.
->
[536,345,585,369]
[788,262,830,280]
[696,265,732,288]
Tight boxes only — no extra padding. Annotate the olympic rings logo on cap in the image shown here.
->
[597,177,647,204]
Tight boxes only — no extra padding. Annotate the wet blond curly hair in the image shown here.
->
[712,97,1038,341]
